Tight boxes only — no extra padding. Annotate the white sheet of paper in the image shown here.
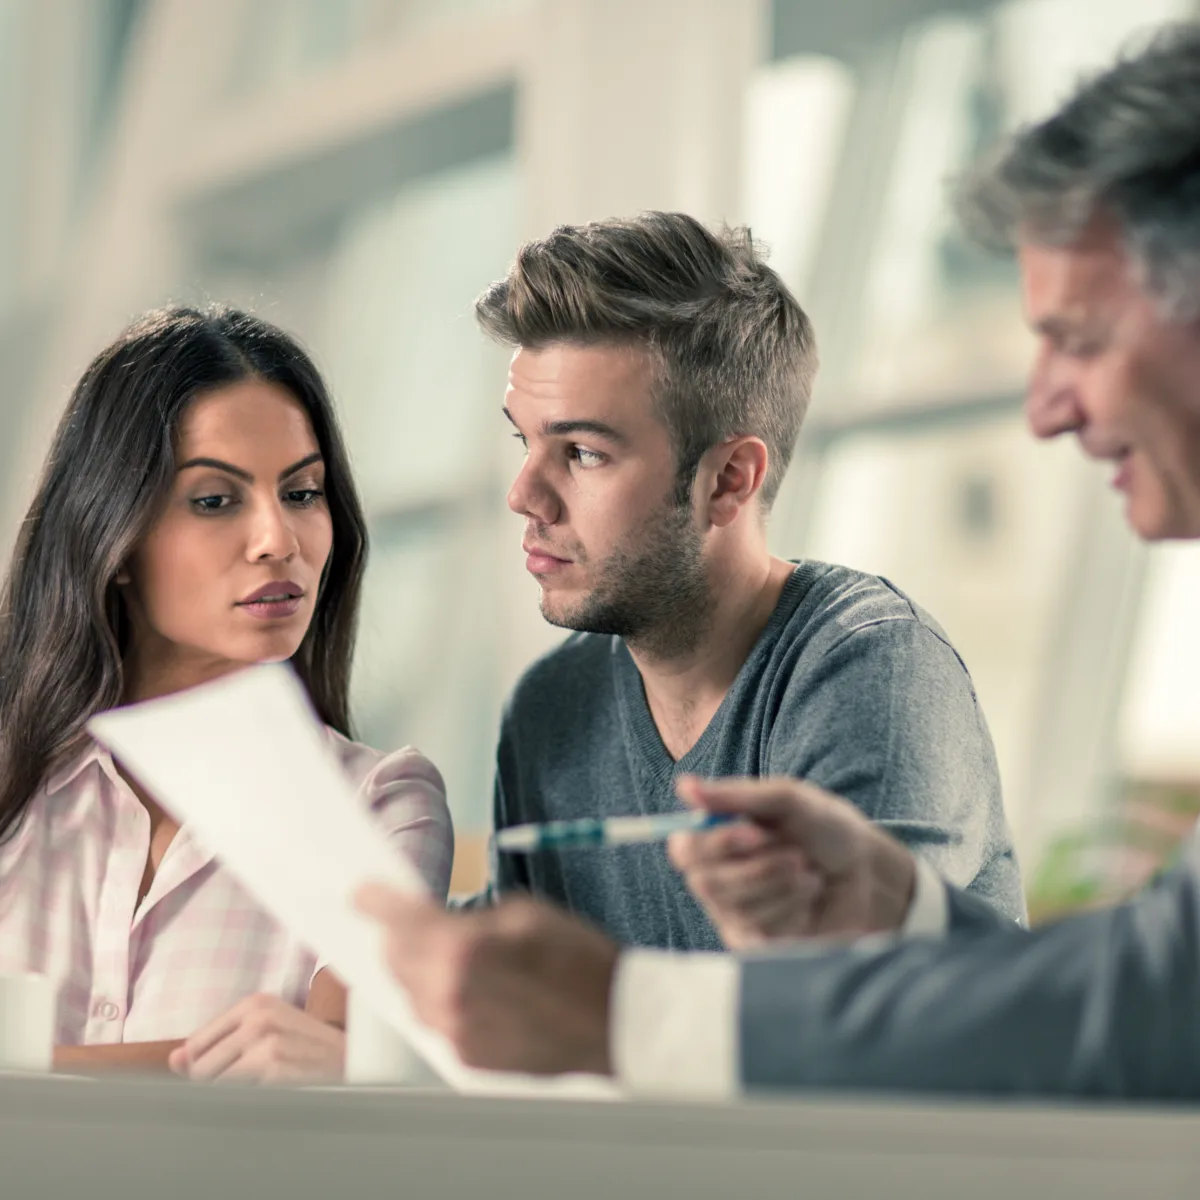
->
[88,664,618,1100]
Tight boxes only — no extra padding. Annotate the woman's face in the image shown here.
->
[120,380,334,697]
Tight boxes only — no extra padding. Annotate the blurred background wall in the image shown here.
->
[1,0,1198,912]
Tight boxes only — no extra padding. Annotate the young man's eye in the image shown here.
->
[569,446,605,467]
[511,432,529,451]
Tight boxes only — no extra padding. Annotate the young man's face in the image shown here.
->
[504,342,711,647]
[1020,216,1200,541]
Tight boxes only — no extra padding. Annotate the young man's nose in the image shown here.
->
[507,457,562,524]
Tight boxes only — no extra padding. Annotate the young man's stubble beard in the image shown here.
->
[537,491,714,660]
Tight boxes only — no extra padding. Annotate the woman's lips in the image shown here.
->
[237,596,304,620]
[236,582,305,620]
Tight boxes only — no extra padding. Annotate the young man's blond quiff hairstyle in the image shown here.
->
[475,211,818,508]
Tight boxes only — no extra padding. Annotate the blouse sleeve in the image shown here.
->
[309,739,454,990]
[354,745,454,902]
[328,733,455,902]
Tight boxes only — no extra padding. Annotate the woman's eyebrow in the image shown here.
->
[177,451,324,483]
[276,451,324,480]
[177,456,252,482]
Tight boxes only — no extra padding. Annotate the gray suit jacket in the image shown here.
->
[740,834,1200,1099]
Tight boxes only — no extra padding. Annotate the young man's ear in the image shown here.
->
[704,437,769,527]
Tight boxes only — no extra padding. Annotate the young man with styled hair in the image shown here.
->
[463,212,1023,947]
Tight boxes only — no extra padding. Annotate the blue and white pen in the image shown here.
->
[493,810,735,853]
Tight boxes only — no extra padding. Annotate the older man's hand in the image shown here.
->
[668,775,917,949]
[354,889,619,1077]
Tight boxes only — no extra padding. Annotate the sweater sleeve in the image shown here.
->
[766,615,1024,925]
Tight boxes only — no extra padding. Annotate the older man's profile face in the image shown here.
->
[1019,215,1200,541]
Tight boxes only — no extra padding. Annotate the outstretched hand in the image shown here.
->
[668,775,916,948]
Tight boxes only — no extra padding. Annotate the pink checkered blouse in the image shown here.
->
[0,729,453,1045]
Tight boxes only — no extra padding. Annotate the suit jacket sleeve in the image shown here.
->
[945,879,1020,934]
[739,846,1200,1099]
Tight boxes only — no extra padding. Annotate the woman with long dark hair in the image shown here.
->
[0,305,453,1080]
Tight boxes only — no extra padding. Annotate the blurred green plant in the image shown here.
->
[1025,779,1200,925]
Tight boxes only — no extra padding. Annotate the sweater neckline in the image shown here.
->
[612,561,819,792]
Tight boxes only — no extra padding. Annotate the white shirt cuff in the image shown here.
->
[611,949,739,1099]
[901,856,949,937]
[610,861,945,1097]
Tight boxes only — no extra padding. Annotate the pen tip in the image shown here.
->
[493,826,539,852]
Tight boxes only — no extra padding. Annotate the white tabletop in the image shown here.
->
[1,1073,1197,1199]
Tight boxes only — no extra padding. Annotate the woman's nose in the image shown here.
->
[247,500,300,561]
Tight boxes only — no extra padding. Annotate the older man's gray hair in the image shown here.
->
[959,21,1200,318]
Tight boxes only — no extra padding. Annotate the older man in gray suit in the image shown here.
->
[358,22,1200,1100]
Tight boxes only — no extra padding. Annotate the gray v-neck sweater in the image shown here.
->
[484,561,1024,950]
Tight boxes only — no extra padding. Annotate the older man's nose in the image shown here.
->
[1026,354,1086,441]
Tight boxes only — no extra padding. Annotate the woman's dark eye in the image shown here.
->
[191,494,233,513]
[285,489,325,507]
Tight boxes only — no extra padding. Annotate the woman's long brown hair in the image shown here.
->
[0,305,368,845]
